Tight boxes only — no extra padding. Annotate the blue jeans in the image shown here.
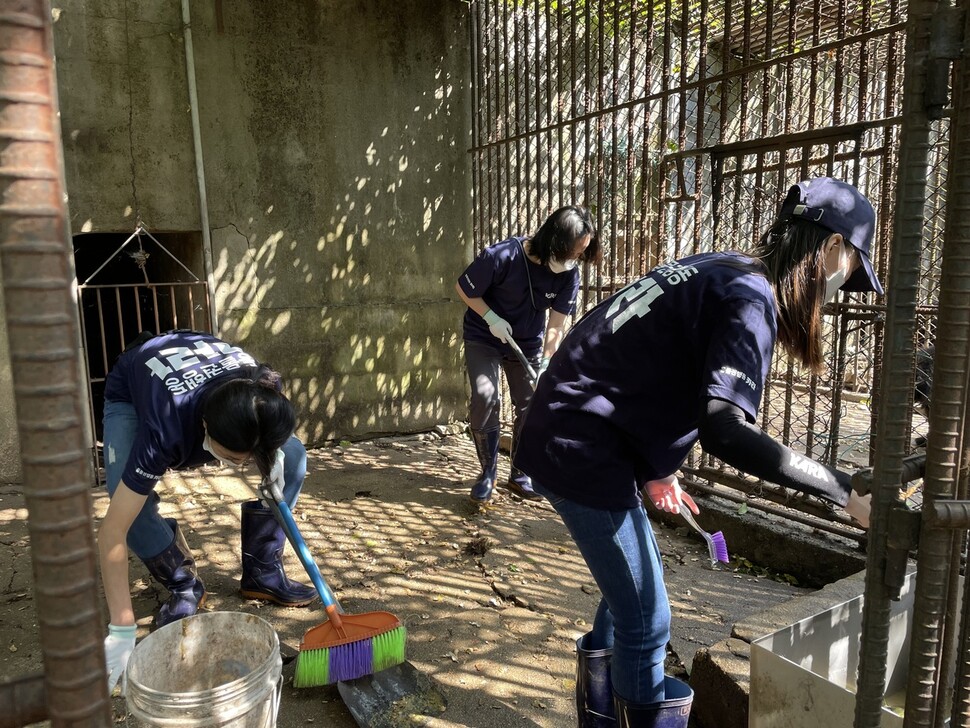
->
[103,399,308,560]
[534,481,670,704]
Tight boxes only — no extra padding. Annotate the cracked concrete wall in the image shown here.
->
[0,1,472,480]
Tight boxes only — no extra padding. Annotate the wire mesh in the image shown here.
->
[469,0,931,536]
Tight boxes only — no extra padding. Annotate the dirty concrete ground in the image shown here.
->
[1,431,816,727]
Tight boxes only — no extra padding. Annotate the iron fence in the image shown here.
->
[469,0,939,538]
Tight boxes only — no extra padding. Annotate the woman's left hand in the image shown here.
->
[644,475,699,515]
[261,448,285,502]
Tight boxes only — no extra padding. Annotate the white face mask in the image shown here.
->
[548,257,579,274]
[824,245,850,303]
[202,433,240,468]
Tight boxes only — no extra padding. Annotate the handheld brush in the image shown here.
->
[679,508,730,567]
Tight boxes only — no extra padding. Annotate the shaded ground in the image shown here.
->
[0,431,812,727]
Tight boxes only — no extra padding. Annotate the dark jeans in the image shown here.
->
[464,339,538,432]
[534,481,670,704]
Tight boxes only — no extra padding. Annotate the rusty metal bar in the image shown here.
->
[512,3,523,231]
[0,1,112,725]
[469,1,481,249]
[468,24,906,156]
[132,286,142,333]
[94,289,107,376]
[852,0,943,724]
[681,475,865,541]
[112,287,123,353]
[901,2,970,724]
[167,284,175,329]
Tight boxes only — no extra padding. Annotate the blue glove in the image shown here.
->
[482,309,513,344]
[105,623,137,694]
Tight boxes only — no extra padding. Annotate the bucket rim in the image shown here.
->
[126,611,281,705]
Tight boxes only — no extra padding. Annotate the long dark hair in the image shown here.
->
[202,364,296,477]
[749,217,832,372]
[528,205,602,265]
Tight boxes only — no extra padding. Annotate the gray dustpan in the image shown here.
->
[338,660,447,727]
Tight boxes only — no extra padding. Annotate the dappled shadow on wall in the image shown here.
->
[212,64,469,444]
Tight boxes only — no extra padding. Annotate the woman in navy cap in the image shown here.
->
[514,178,882,727]
[98,330,318,693]
[455,206,600,503]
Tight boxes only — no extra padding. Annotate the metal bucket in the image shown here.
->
[125,612,282,728]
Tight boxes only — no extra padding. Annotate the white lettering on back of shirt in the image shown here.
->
[606,278,663,333]
[144,340,256,394]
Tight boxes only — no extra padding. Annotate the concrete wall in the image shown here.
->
[0,0,471,478]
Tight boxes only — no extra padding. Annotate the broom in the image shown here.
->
[258,481,407,687]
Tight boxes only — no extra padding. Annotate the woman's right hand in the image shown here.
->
[482,309,513,344]
[104,624,137,694]
[845,491,871,528]
[99,483,147,628]
[644,475,699,515]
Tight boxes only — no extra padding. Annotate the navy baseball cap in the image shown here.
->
[779,177,884,295]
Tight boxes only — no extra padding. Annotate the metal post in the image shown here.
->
[0,1,111,725]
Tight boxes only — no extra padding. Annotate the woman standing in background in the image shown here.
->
[455,206,600,503]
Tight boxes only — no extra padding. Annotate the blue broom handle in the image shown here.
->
[261,489,339,611]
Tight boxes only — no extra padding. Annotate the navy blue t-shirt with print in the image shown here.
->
[103,330,257,495]
[458,237,580,358]
[514,252,776,510]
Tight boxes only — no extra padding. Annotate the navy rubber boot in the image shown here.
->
[503,421,542,501]
[142,519,207,628]
[613,677,693,728]
[240,501,318,606]
[470,428,500,503]
[576,632,615,727]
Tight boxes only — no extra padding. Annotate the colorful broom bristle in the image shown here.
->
[293,625,407,687]
[710,531,730,564]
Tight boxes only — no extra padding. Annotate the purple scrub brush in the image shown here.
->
[679,508,730,567]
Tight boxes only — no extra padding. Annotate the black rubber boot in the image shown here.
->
[142,519,207,628]
[470,428,500,503]
[613,677,693,728]
[240,501,318,606]
[503,419,542,501]
[576,632,615,727]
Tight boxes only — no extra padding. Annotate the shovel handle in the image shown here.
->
[506,338,538,388]
[260,485,345,629]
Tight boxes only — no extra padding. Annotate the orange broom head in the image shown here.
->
[299,610,402,651]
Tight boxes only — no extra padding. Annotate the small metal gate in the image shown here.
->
[75,227,211,477]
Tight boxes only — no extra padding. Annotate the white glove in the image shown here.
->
[482,309,513,344]
[105,624,137,694]
[263,448,285,503]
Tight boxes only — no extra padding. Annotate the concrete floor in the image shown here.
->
[0,432,868,727]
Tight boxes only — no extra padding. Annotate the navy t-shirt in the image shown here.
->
[458,237,580,357]
[103,330,257,495]
[514,252,777,510]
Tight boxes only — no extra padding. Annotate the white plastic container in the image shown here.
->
[749,571,951,728]
[126,612,282,728]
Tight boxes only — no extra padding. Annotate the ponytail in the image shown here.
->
[203,364,296,476]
